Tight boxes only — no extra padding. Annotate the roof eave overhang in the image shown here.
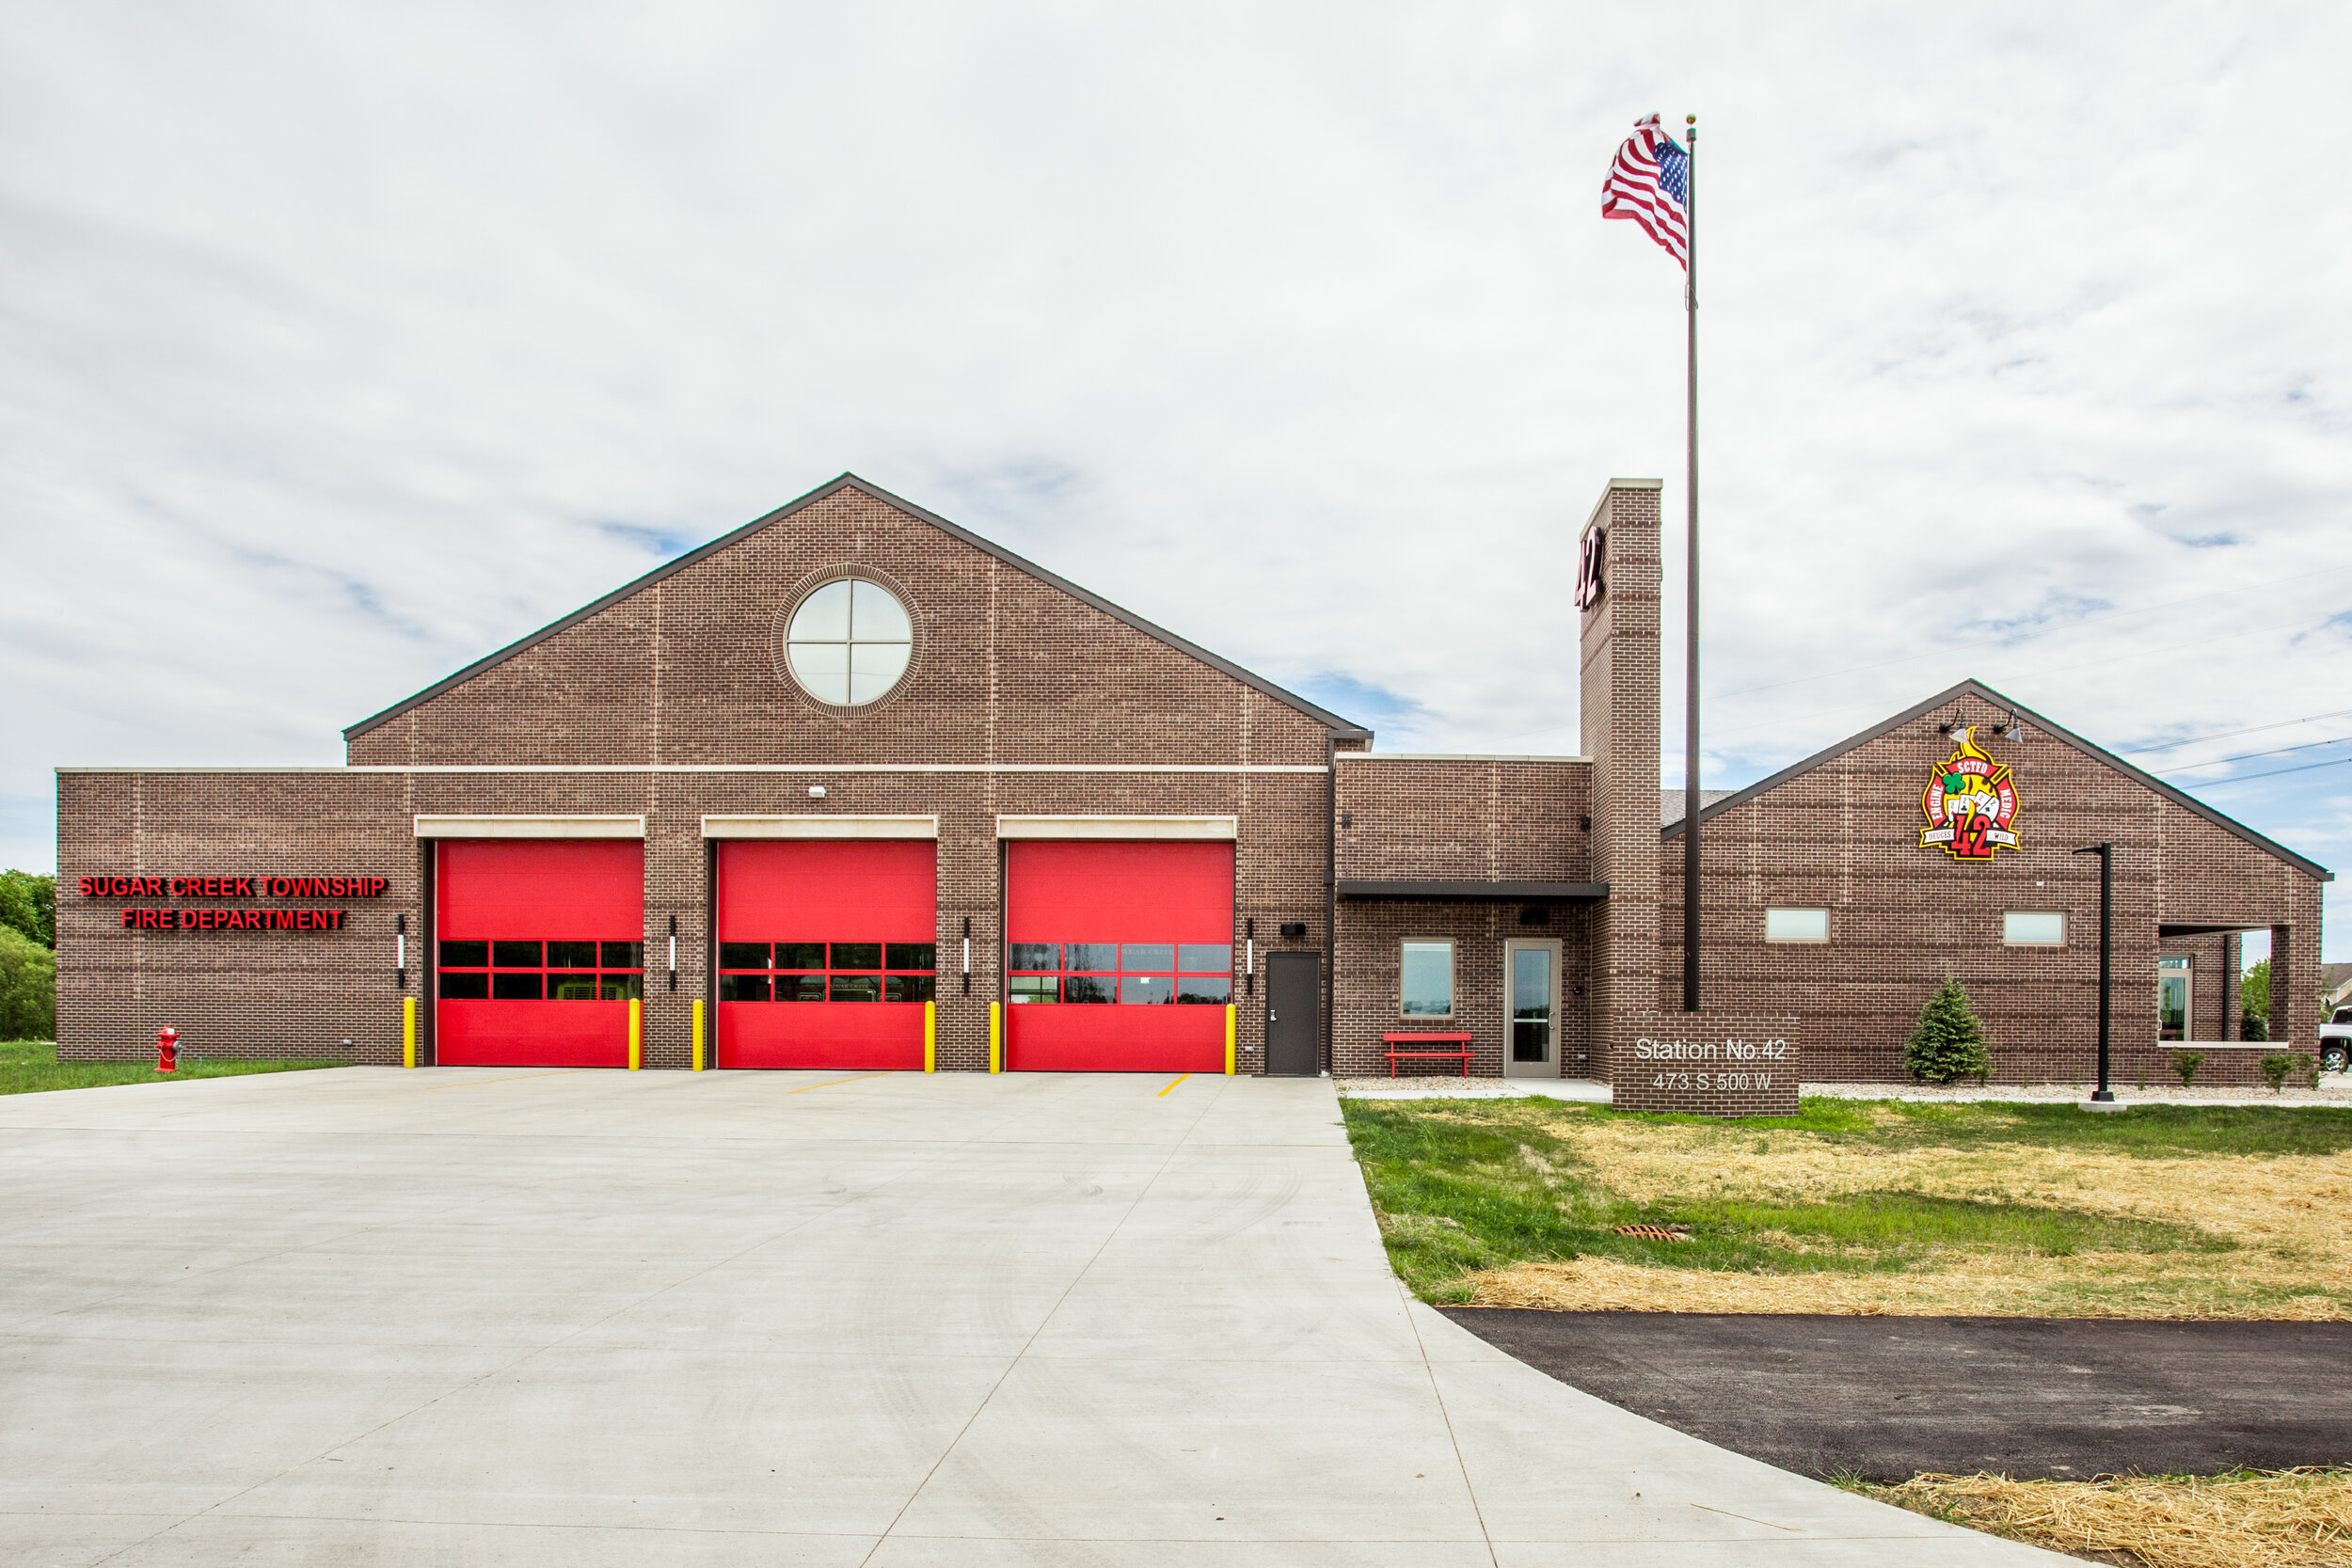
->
[1336,879,1608,901]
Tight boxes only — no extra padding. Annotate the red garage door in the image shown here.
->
[1005,841,1233,1072]
[435,840,644,1068]
[714,840,936,1069]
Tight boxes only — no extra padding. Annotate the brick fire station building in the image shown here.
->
[56,475,2332,1085]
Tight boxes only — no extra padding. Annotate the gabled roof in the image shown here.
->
[1661,788,1734,828]
[345,473,1371,743]
[1661,678,2332,882]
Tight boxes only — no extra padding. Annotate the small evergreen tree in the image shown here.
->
[1906,974,1992,1084]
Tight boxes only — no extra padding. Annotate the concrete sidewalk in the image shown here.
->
[0,1068,2058,1564]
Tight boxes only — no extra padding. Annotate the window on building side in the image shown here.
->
[1400,940,1454,1017]
[1765,908,1828,943]
[2004,911,2066,945]
[784,578,914,705]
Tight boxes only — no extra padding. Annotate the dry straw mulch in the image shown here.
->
[1462,1108,2352,1319]
[1865,1469,2352,1568]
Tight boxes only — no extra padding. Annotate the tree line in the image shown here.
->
[1,871,56,1041]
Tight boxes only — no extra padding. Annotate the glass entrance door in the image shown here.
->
[1504,939,1559,1079]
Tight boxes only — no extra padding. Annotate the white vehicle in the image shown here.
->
[2322,1007,2352,1075]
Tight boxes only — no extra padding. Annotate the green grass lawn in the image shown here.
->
[1341,1095,2352,1316]
[0,1039,348,1096]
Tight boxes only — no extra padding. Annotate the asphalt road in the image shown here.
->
[1444,1308,2352,1481]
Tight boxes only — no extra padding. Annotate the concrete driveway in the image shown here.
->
[0,1068,2058,1564]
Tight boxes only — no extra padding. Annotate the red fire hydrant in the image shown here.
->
[156,1027,180,1073]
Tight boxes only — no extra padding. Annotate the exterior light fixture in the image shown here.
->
[1245,918,1255,995]
[667,914,678,992]
[395,912,406,987]
[808,784,827,799]
[961,917,971,995]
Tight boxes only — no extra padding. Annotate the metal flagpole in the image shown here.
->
[1682,114,1701,1014]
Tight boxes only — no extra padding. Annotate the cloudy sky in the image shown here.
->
[5,4,2347,958]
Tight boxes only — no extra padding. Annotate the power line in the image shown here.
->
[2176,754,2352,790]
[2150,734,2352,775]
[2124,707,2352,756]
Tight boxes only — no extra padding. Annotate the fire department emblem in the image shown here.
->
[1920,727,2020,861]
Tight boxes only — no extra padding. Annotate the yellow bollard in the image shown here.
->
[628,997,642,1070]
[923,1001,936,1072]
[989,1002,1002,1073]
[691,998,705,1071]
[403,996,417,1069]
[1224,1005,1236,1075]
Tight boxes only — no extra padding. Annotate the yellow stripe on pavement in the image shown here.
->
[781,1072,896,1096]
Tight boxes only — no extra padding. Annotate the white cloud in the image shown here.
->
[3,1,2347,950]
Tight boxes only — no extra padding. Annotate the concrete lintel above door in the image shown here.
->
[413,815,644,839]
[701,815,939,840]
[995,815,1238,841]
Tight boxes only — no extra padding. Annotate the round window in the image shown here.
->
[783,578,914,705]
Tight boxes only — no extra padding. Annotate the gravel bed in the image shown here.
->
[1335,1075,2352,1106]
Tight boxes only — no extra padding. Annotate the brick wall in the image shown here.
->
[1331,900,1595,1080]
[344,485,1336,771]
[58,768,1335,1070]
[1580,481,1665,1081]
[1334,758,1592,883]
[1659,694,2330,1085]
[58,482,1351,1069]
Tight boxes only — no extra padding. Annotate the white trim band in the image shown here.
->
[61,763,1327,776]
[414,815,645,840]
[1335,752,1591,764]
[995,815,1238,841]
[701,815,939,840]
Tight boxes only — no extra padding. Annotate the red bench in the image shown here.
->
[1382,1032,1474,1078]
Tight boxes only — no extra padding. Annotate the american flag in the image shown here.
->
[1601,114,1689,268]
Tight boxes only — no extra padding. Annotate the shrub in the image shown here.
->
[0,925,56,1041]
[2258,1053,2297,1094]
[2169,1050,2205,1087]
[0,870,53,950]
[1905,974,1992,1084]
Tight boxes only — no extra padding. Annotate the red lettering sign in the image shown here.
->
[120,908,347,934]
[81,874,385,899]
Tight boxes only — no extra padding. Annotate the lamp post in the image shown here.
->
[2072,843,2115,1103]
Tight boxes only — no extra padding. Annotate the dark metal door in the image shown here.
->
[1264,951,1321,1076]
